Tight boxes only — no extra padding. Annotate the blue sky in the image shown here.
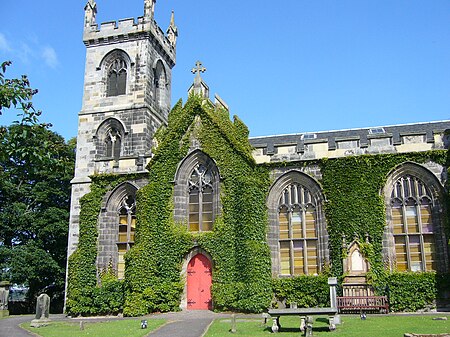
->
[1,0,449,140]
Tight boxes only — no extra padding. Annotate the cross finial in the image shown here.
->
[191,61,206,79]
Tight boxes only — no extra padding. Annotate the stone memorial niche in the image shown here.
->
[30,293,51,327]
[342,238,374,297]
[0,281,10,318]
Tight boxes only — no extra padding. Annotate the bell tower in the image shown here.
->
[67,0,177,259]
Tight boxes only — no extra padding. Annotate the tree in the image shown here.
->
[0,60,75,311]
[0,61,42,123]
[0,124,75,310]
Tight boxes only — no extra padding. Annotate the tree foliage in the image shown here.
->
[0,61,75,309]
[0,124,75,304]
[0,61,43,123]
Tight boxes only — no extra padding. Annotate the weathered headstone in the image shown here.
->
[0,281,10,318]
[30,293,51,327]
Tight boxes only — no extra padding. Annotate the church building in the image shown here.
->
[66,1,450,315]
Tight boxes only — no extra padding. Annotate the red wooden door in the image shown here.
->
[187,254,212,310]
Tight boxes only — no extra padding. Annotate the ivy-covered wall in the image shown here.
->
[319,152,447,277]
[66,173,146,315]
[268,151,449,312]
[123,96,272,316]
[66,96,449,316]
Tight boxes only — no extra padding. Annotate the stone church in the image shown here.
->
[66,0,450,315]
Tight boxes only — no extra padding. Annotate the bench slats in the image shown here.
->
[337,296,389,313]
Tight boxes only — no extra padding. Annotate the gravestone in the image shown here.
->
[30,293,51,327]
[0,281,10,318]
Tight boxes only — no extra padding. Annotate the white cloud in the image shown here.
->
[41,46,59,69]
[17,42,32,65]
[0,33,12,52]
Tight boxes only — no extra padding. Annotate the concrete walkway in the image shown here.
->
[0,315,37,337]
[0,311,256,337]
[145,311,231,337]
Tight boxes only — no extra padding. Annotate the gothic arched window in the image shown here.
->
[95,118,126,161]
[154,60,167,110]
[173,151,220,233]
[267,171,328,277]
[117,195,136,279]
[390,175,437,272]
[278,183,319,275]
[105,128,121,160]
[107,58,127,97]
[188,164,214,232]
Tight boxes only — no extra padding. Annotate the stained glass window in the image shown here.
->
[188,164,214,232]
[278,183,319,275]
[390,175,437,272]
[117,195,136,279]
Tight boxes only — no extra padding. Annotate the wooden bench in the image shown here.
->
[337,296,389,313]
[268,307,338,333]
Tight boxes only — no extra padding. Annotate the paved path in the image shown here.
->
[0,315,36,337]
[0,311,258,337]
[145,311,231,337]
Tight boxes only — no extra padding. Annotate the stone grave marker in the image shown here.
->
[30,293,51,327]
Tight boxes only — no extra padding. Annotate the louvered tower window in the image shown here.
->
[105,128,121,160]
[107,59,127,96]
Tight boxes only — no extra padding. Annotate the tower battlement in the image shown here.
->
[84,16,175,66]
[83,0,176,65]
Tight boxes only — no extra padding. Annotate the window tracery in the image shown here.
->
[278,183,319,275]
[117,195,136,279]
[107,58,127,96]
[105,128,121,160]
[188,164,214,232]
[390,175,436,272]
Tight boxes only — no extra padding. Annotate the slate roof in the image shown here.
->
[249,120,450,154]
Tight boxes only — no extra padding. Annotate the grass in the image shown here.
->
[204,315,450,337]
[21,318,166,337]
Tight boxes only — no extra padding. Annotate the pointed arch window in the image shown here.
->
[278,183,319,275]
[117,195,136,279]
[107,58,127,96]
[105,128,121,160]
[390,175,437,272]
[188,164,214,232]
[154,61,167,110]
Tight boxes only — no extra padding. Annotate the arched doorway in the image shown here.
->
[187,253,212,310]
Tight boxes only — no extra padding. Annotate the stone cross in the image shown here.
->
[191,61,206,79]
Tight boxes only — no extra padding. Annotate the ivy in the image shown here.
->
[381,272,448,312]
[67,93,449,315]
[122,95,272,315]
[272,275,330,308]
[66,173,147,316]
[320,152,447,277]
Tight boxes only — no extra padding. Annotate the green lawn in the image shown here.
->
[205,315,450,337]
[21,319,166,337]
